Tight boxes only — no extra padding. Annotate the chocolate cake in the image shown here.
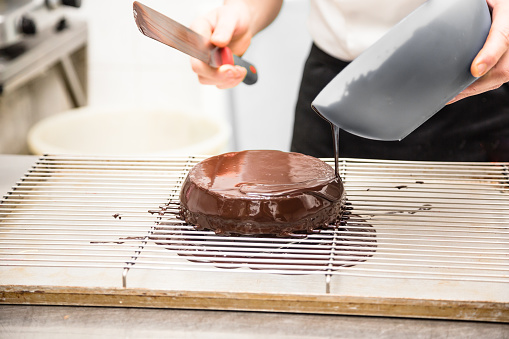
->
[178,150,345,236]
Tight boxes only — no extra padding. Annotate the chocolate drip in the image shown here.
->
[332,124,340,179]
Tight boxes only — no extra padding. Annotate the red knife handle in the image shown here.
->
[219,47,258,85]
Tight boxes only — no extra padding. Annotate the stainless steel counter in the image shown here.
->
[1,155,508,338]
[2,304,509,339]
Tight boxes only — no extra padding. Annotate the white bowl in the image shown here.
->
[27,107,231,156]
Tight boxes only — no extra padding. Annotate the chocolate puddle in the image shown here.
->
[149,212,376,273]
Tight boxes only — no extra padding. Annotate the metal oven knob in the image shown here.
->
[45,0,82,9]
[61,0,82,8]
[20,16,36,35]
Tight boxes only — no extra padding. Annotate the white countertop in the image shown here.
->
[0,154,38,196]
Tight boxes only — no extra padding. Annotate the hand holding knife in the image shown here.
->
[133,1,258,85]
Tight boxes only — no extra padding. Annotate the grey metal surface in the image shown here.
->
[0,0,40,48]
[0,18,87,100]
[2,305,509,339]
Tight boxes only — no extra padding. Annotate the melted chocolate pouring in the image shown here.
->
[312,103,340,179]
[332,124,340,179]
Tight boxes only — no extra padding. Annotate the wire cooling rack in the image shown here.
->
[1,155,508,293]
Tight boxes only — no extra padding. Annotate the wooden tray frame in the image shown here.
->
[1,285,508,323]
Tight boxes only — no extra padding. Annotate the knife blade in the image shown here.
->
[133,1,258,85]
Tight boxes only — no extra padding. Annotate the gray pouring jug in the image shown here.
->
[312,0,492,141]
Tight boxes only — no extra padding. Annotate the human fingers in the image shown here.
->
[189,6,250,88]
[215,65,247,89]
[190,58,246,89]
[448,49,509,104]
[190,5,251,54]
[471,0,509,77]
[449,0,509,104]
[210,4,252,54]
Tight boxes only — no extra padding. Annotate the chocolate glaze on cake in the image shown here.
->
[179,150,345,236]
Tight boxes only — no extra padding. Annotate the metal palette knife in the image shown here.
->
[311,0,491,141]
[133,1,258,85]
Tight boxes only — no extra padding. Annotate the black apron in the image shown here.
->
[291,44,509,162]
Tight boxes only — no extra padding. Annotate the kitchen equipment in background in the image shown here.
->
[0,0,85,98]
[133,1,257,85]
[0,0,82,56]
[0,0,86,154]
[27,107,231,156]
[1,156,508,322]
[312,0,491,141]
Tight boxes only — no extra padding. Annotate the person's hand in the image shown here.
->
[189,2,252,89]
[449,0,509,103]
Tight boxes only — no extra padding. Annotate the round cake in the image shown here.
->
[178,150,345,236]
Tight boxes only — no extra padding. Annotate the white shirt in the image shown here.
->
[309,0,427,61]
